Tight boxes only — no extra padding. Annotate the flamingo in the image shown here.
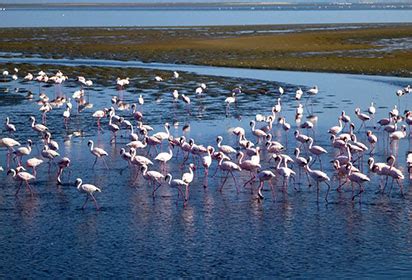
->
[87,140,109,169]
[366,130,378,153]
[44,132,59,151]
[354,108,370,131]
[41,145,60,170]
[108,111,120,143]
[345,162,370,203]
[30,116,48,135]
[304,157,331,203]
[92,108,107,130]
[295,88,303,100]
[216,135,237,155]
[1,137,21,167]
[13,139,32,165]
[216,152,242,193]
[7,168,36,196]
[63,107,71,128]
[386,156,405,196]
[225,92,236,113]
[182,163,196,200]
[56,157,71,185]
[389,125,407,144]
[154,146,173,170]
[273,155,296,192]
[164,173,188,206]
[201,146,213,187]
[75,178,101,210]
[256,170,276,199]
[141,164,165,197]
[4,117,16,134]
[307,137,328,168]
[328,117,343,135]
[237,151,261,190]
[274,98,281,114]
[26,157,43,177]
[152,123,170,142]
[368,102,376,116]
[250,120,267,144]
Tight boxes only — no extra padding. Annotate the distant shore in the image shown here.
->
[1,2,411,10]
[0,23,411,77]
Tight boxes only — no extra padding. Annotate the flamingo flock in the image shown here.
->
[0,66,411,211]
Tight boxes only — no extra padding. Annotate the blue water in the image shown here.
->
[0,58,412,277]
[1,8,412,27]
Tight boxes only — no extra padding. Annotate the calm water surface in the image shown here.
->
[1,9,412,27]
[0,60,411,277]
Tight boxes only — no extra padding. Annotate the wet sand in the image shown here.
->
[0,23,412,76]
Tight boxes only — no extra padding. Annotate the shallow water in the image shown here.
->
[0,61,411,277]
[1,8,412,27]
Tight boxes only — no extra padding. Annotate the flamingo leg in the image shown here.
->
[152,183,162,198]
[15,181,23,196]
[92,157,98,168]
[90,194,100,210]
[268,180,276,200]
[102,157,109,170]
[230,171,239,193]
[325,181,331,203]
[25,181,33,196]
[218,172,229,192]
[82,196,89,209]
[203,168,209,188]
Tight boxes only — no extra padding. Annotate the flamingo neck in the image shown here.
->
[142,165,148,176]
[308,138,314,149]
[89,141,94,151]
[238,152,244,165]
[76,180,82,190]
[276,157,282,170]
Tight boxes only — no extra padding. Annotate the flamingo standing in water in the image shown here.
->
[355,108,371,131]
[141,164,165,198]
[87,140,109,169]
[26,157,43,177]
[202,146,213,187]
[256,170,276,199]
[4,117,16,134]
[182,163,196,201]
[75,178,101,210]
[13,139,32,165]
[165,173,188,207]
[30,116,48,135]
[304,157,331,203]
[7,168,36,196]
[155,146,173,171]
[237,151,261,190]
[56,157,71,185]
[216,152,242,193]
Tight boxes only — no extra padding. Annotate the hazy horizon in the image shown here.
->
[1,0,410,4]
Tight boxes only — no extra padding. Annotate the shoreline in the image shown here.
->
[0,23,411,77]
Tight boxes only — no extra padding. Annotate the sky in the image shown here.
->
[0,0,408,4]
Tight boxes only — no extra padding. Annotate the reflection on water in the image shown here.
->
[0,63,411,277]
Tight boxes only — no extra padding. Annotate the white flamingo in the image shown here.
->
[141,164,165,197]
[87,140,109,169]
[7,168,36,196]
[304,157,331,202]
[75,178,101,210]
